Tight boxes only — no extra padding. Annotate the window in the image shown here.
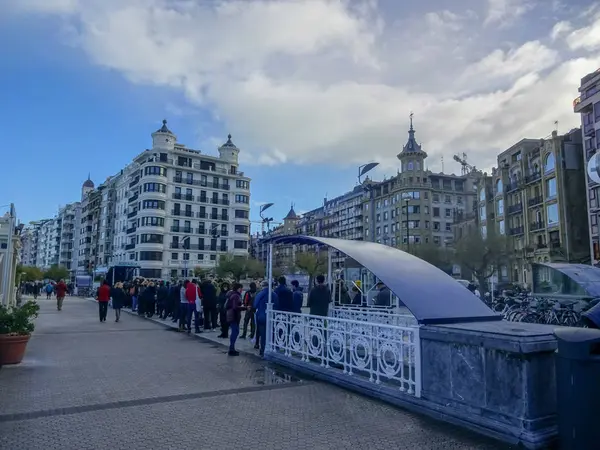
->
[499,220,505,235]
[236,180,250,189]
[496,179,503,194]
[546,177,557,198]
[234,209,249,219]
[479,188,486,201]
[143,183,167,193]
[481,225,487,239]
[142,200,165,210]
[445,208,452,218]
[445,223,452,232]
[432,207,440,217]
[480,206,486,220]
[404,191,420,199]
[407,161,414,170]
[234,225,249,234]
[544,153,555,173]
[432,193,440,202]
[141,217,165,227]
[383,211,388,220]
[497,199,504,215]
[140,234,164,244]
[139,251,163,261]
[144,166,167,177]
[235,194,249,204]
[234,240,248,249]
[547,203,559,225]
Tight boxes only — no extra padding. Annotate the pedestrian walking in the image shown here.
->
[226,283,246,356]
[55,279,68,311]
[217,282,231,338]
[111,282,125,322]
[97,280,111,322]
[45,282,53,300]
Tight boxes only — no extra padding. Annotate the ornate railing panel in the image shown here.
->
[330,306,418,328]
[266,309,421,397]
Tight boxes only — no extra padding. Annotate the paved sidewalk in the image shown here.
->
[0,297,512,450]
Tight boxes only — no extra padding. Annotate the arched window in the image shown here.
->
[407,161,414,170]
[415,161,421,170]
[496,179,503,194]
[544,153,555,173]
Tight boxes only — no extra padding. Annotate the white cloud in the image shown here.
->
[483,0,534,27]
[7,0,600,173]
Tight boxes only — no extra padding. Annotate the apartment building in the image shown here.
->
[363,118,478,250]
[19,227,38,267]
[57,203,78,273]
[573,67,600,264]
[124,121,251,279]
[78,178,101,275]
[35,218,60,269]
[493,129,589,286]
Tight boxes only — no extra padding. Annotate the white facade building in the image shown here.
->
[125,121,251,279]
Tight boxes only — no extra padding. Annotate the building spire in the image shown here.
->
[409,111,414,131]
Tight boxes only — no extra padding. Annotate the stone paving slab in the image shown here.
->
[0,297,513,450]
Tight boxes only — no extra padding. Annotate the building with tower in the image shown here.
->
[363,116,479,251]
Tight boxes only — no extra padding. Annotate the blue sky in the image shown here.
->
[1,0,600,225]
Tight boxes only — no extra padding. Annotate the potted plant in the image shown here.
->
[0,301,40,365]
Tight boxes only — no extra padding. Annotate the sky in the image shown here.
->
[1,0,600,226]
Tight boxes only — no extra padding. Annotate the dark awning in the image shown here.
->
[262,235,501,325]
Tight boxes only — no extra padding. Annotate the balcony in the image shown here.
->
[196,212,208,219]
[507,203,523,214]
[183,210,194,217]
[528,196,543,207]
[129,177,140,188]
[125,243,136,250]
[170,243,209,250]
[171,226,192,233]
[212,183,230,190]
[128,194,139,203]
[172,193,194,201]
[210,214,229,221]
[524,172,541,184]
[509,226,524,236]
[127,227,137,234]
[529,222,544,232]
[505,181,520,193]
[127,210,138,219]
[584,122,596,137]
[196,228,207,235]
[198,196,208,203]
[211,198,230,205]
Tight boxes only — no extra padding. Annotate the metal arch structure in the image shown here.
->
[263,235,501,325]
[532,262,600,298]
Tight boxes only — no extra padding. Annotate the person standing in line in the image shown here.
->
[217,282,231,338]
[179,280,189,332]
[185,279,202,334]
[157,281,169,319]
[55,279,68,311]
[97,280,111,323]
[226,283,246,356]
[169,281,181,323]
[253,280,278,357]
[111,282,125,322]
[307,275,332,317]
[240,282,257,339]
[290,280,304,313]
[130,281,139,312]
[200,277,218,331]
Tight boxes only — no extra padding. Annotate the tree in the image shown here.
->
[409,243,453,274]
[17,265,44,282]
[44,264,69,281]
[215,254,265,281]
[454,230,511,290]
[293,251,328,288]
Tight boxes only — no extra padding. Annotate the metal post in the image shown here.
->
[111,266,115,286]
[267,244,273,304]
[266,243,274,354]
[327,247,333,291]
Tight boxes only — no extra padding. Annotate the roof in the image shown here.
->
[82,176,94,188]
[221,133,238,149]
[262,235,501,324]
[533,263,600,298]
[156,119,174,135]
[398,115,427,159]
[283,205,299,220]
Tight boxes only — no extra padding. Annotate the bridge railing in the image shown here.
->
[266,308,421,397]
[330,305,418,328]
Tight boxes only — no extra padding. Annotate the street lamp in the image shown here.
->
[260,203,274,235]
[358,162,379,184]
[401,193,412,253]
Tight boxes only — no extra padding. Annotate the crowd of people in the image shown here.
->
[93,274,333,357]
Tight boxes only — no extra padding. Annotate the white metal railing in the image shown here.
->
[266,308,421,397]
[330,306,418,328]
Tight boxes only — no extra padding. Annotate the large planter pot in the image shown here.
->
[0,334,31,365]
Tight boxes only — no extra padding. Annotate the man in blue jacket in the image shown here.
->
[274,276,294,312]
[290,280,304,313]
[253,280,278,357]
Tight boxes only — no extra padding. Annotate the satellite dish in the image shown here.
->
[587,153,600,184]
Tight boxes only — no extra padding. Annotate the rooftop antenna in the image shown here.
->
[554,120,559,132]
[441,156,444,172]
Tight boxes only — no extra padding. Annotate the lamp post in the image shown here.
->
[259,203,274,235]
[358,162,379,184]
